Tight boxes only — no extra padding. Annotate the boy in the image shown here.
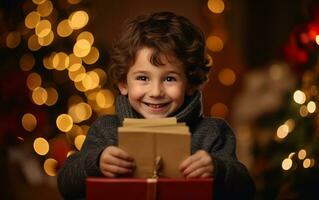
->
[58,11,255,199]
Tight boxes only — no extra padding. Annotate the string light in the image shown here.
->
[16,0,116,177]
[56,114,73,132]
[293,90,306,104]
[207,0,225,14]
[282,158,293,170]
[33,137,49,156]
[22,113,37,132]
[218,68,236,86]
[43,158,58,176]
[206,35,224,52]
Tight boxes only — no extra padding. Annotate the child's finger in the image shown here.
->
[185,166,212,178]
[182,159,203,176]
[179,154,200,171]
[105,155,135,169]
[101,170,116,178]
[108,146,134,161]
[103,164,133,175]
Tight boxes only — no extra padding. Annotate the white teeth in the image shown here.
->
[146,103,166,108]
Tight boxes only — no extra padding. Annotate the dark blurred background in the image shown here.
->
[1,0,319,199]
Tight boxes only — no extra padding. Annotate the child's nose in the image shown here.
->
[149,82,164,97]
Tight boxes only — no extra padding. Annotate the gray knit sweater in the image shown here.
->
[57,92,255,199]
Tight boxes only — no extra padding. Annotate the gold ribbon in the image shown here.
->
[146,178,157,200]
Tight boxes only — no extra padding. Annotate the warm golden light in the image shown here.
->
[52,52,69,70]
[316,35,319,46]
[22,113,37,132]
[43,158,58,176]
[56,114,73,132]
[45,87,59,106]
[43,54,55,70]
[218,68,236,86]
[68,65,86,82]
[36,0,53,17]
[33,137,49,156]
[38,30,54,46]
[68,53,82,71]
[93,68,107,86]
[73,39,91,57]
[81,125,90,135]
[74,80,87,92]
[69,10,89,30]
[28,34,41,51]
[74,135,86,150]
[25,11,41,29]
[284,119,295,132]
[82,71,100,90]
[32,86,48,105]
[57,19,73,37]
[68,102,92,123]
[35,20,51,38]
[207,0,225,14]
[6,31,21,48]
[303,158,311,168]
[66,124,83,143]
[27,72,42,90]
[210,102,228,118]
[206,35,223,52]
[307,101,316,113]
[298,149,306,160]
[282,158,292,170]
[83,47,99,65]
[77,31,94,45]
[20,53,35,71]
[277,124,289,139]
[293,90,306,104]
[96,89,115,109]
[299,105,308,117]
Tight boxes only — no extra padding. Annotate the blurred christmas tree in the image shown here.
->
[253,3,319,200]
[0,0,114,181]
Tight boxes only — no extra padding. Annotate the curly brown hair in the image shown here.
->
[108,11,211,92]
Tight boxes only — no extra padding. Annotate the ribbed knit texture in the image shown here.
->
[57,92,255,200]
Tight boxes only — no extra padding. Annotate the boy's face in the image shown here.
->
[118,47,189,119]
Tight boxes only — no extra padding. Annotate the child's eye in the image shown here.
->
[136,76,148,81]
[165,76,176,82]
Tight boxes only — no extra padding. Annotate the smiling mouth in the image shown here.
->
[144,102,169,109]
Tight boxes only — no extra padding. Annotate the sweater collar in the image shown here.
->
[115,91,203,126]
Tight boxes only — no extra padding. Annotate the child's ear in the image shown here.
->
[117,82,128,95]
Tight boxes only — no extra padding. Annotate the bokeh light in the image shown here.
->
[21,113,37,132]
[69,10,89,30]
[293,90,306,104]
[20,53,35,71]
[207,0,225,14]
[74,135,86,150]
[206,35,224,52]
[6,31,21,48]
[32,86,48,105]
[56,114,73,132]
[282,158,293,170]
[43,158,58,176]
[218,68,236,86]
[210,102,228,118]
[33,137,49,156]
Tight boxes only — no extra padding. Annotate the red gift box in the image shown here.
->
[86,178,213,200]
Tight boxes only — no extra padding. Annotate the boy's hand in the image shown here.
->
[179,150,214,178]
[99,146,135,178]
